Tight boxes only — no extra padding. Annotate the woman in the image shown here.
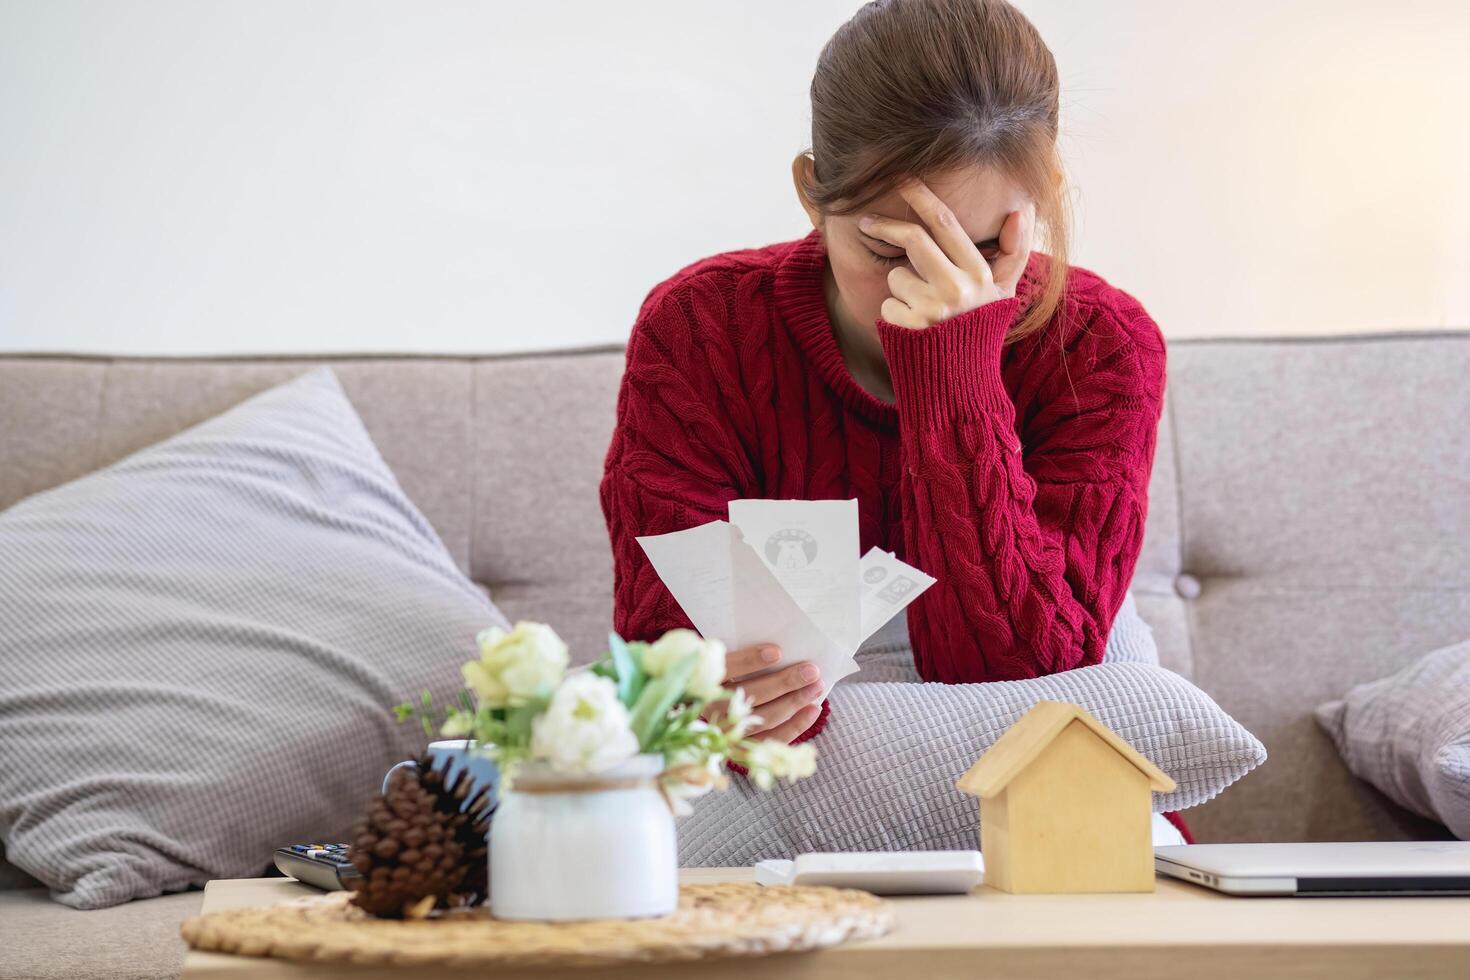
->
[599,0,1187,840]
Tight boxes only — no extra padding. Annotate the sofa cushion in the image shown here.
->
[0,368,508,909]
[1316,638,1470,839]
[0,887,200,980]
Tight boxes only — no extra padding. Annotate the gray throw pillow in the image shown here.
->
[1315,639,1470,839]
[0,368,508,909]
[1099,587,1161,665]
[677,657,1266,866]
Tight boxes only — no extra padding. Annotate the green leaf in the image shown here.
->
[656,703,699,746]
[607,631,642,705]
[625,642,652,706]
[504,699,547,748]
[625,671,648,709]
[476,714,510,745]
[628,651,698,750]
[656,698,709,746]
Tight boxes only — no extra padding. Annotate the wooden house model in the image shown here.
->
[955,700,1177,894]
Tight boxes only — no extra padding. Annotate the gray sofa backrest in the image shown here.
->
[3,332,1467,847]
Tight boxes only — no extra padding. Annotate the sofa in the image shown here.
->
[1,330,1466,978]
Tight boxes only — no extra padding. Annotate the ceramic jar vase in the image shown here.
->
[488,751,677,921]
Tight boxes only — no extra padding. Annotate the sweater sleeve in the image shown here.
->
[874,293,1167,684]
[598,285,833,748]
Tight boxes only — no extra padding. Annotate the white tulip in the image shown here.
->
[641,629,727,702]
[724,687,764,740]
[463,621,569,709]
[530,672,640,774]
[742,740,818,791]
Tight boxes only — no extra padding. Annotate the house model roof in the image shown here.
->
[955,700,1177,798]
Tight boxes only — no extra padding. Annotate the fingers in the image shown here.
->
[758,683,824,735]
[885,264,928,310]
[723,642,782,681]
[703,651,820,729]
[988,201,1035,294]
[734,662,821,709]
[895,178,992,282]
[879,294,920,330]
[750,700,824,745]
[858,212,958,286]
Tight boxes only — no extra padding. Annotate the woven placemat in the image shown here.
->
[181,882,895,968]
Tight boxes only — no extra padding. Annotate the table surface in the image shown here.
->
[181,868,1470,980]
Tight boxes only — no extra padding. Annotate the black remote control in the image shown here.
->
[273,843,360,891]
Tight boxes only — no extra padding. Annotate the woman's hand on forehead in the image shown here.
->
[858,177,1035,330]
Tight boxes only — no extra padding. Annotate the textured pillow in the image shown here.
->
[1098,587,1162,665]
[677,654,1264,866]
[1315,639,1470,839]
[0,368,508,908]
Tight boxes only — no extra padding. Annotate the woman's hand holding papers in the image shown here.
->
[701,643,824,745]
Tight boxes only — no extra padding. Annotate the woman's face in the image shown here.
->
[794,158,1031,337]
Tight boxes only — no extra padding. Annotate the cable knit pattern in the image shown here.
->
[599,228,1167,750]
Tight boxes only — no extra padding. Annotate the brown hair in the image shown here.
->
[798,0,1071,346]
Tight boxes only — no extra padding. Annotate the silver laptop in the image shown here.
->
[1154,841,1470,896]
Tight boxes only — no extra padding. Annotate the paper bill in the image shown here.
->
[635,498,936,702]
[857,546,937,644]
[727,498,861,652]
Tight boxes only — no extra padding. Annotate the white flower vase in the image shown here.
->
[489,751,678,921]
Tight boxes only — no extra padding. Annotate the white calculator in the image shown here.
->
[753,850,985,895]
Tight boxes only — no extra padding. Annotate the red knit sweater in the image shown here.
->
[598,226,1167,771]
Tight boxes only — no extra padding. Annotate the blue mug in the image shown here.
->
[383,739,500,815]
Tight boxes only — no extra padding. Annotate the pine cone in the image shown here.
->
[418,753,494,905]
[346,753,495,918]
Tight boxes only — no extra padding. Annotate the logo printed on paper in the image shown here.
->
[863,566,888,584]
[876,575,917,604]
[765,528,818,569]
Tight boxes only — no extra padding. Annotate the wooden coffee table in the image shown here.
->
[181,867,1470,979]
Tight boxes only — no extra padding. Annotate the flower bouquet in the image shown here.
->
[396,621,819,920]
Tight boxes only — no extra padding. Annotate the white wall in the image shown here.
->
[1,0,1465,355]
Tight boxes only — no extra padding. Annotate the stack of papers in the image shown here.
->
[635,499,936,701]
